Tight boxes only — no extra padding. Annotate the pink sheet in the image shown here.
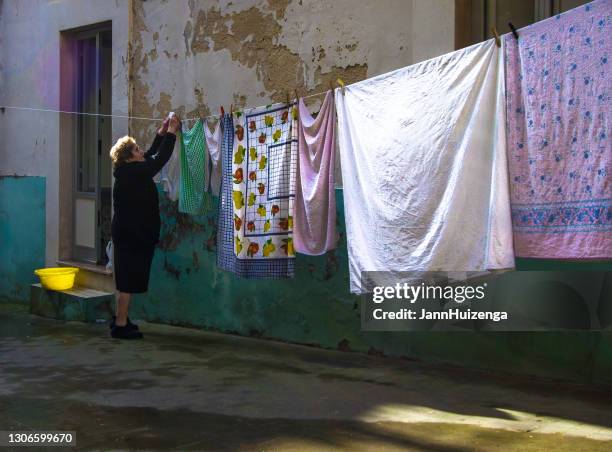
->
[294,91,338,255]
[504,0,611,259]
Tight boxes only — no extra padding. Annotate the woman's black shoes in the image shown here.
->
[110,325,143,340]
[109,316,142,339]
[109,316,139,330]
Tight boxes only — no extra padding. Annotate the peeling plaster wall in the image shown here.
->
[126,1,612,386]
[0,0,129,266]
[129,0,454,144]
[0,0,453,267]
[124,0,452,363]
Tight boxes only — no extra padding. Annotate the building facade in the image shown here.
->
[1,0,610,385]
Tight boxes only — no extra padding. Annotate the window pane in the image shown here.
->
[495,0,535,33]
[76,37,97,193]
[75,197,96,248]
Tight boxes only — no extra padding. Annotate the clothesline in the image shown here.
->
[0,88,332,124]
[0,29,520,126]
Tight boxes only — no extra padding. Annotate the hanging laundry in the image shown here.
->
[504,0,611,259]
[231,103,298,261]
[334,129,343,190]
[294,91,338,255]
[205,119,222,197]
[179,118,212,215]
[217,113,295,278]
[160,138,181,202]
[335,39,514,294]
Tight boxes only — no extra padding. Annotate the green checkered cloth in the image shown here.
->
[179,119,212,215]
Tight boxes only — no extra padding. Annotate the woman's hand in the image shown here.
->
[157,117,170,135]
[167,115,181,135]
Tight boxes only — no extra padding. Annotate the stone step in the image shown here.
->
[30,283,114,323]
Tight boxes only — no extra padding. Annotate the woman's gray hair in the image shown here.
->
[110,136,137,168]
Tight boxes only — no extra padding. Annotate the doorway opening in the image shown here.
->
[60,23,112,266]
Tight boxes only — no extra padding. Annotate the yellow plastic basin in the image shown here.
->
[34,267,79,291]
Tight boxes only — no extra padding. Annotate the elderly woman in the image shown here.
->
[109,114,180,339]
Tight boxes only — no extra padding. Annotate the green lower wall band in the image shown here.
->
[1,178,610,386]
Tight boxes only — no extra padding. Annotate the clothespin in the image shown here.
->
[294,88,299,102]
[230,104,233,115]
[336,78,345,96]
[220,105,225,117]
[508,22,519,40]
[490,26,501,48]
[286,91,291,105]
[329,80,334,92]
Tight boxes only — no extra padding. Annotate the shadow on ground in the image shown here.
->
[1,304,611,451]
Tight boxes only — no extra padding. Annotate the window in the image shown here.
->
[455,0,592,49]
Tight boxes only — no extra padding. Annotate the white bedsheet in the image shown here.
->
[335,39,514,294]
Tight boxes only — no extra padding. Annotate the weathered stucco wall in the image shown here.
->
[128,0,454,144]
[0,0,454,265]
[0,0,129,266]
[123,0,611,387]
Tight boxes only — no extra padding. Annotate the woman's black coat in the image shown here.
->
[111,132,176,249]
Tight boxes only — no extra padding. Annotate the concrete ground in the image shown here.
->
[1,304,611,451]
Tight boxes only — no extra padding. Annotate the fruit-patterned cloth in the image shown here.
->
[179,119,212,215]
[217,113,295,278]
[504,0,611,259]
[231,103,298,260]
[294,91,338,255]
[335,39,514,294]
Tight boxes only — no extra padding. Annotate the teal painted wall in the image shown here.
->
[1,177,609,386]
[132,189,355,347]
[0,176,46,303]
[130,188,612,387]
